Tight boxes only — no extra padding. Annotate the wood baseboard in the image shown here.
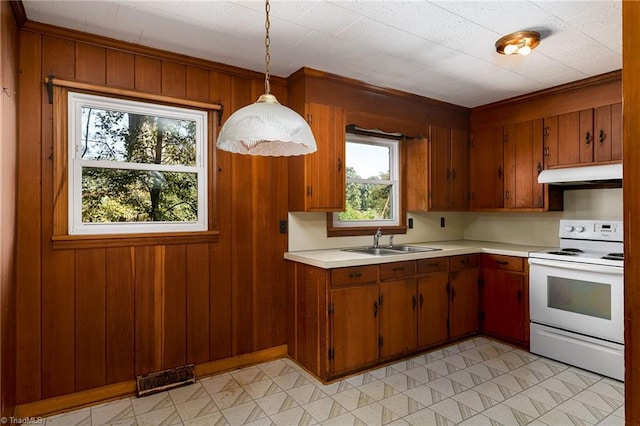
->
[14,345,288,418]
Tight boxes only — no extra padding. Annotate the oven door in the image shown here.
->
[529,257,623,343]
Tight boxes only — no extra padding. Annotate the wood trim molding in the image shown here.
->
[47,77,223,111]
[51,231,221,250]
[14,345,288,418]
[473,70,621,112]
[9,0,26,27]
[288,67,470,114]
[22,20,287,86]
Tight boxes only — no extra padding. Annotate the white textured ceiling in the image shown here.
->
[22,0,621,108]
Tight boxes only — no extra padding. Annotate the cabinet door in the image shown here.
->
[579,109,595,164]
[306,103,345,211]
[481,268,525,343]
[504,119,544,209]
[557,112,581,166]
[543,116,558,168]
[405,137,428,212]
[450,129,470,210]
[380,279,417,358]
[417,272,449,348]
[429,125,451,210]
[470,127,504,209]
[595,103,622,163]
[330,284,379,374]
[449,268,479,339]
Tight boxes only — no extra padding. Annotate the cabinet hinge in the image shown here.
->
[378,336,383,348]
[328,348,334,360]
[427,191,432,199]
[478,312,485,321]
[306,186,313,197]
[328,303,334,315]
[504,134,509,144]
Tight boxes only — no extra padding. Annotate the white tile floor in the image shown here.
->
[44,337,625,425]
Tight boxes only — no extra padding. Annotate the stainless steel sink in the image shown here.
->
[385,245,441,253]
[341,245,442,256]
[341,247,404,256]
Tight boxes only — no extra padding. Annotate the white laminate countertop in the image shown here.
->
[284,240,555,269]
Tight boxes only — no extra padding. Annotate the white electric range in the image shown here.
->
[528,219,624,381]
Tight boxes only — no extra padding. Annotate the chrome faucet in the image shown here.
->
[389,235,394,248]
[373,228,382,248]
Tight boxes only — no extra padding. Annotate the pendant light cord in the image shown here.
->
[264,0,271,95]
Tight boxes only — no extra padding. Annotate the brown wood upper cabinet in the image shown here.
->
[406,125,469,211]
[471,120,558,211]
[543,102,622,168]
[469,126,504,209]
[503,119,545,210]
[288,102,346,212]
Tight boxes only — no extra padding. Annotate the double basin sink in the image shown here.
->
[341,245,441,256]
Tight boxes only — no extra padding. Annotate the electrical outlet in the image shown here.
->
[279,220,287,234]
[408,218,414,229]
[440,217,445,228]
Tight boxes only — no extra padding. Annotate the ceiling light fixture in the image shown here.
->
[216,0,317,156]
[495,31,541,56]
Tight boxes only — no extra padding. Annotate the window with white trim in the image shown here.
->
[333,133,400,228]
[68,92,208,235]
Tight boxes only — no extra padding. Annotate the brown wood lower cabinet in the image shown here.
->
[417,258,449,347]
[380,261,418,359]
[288,253,484,382]
[449,255,480,339]
[479,254,530,347]
[330,283,379,374]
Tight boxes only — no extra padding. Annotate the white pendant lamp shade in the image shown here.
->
[217,94,317,156]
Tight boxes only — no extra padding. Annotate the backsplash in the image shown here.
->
[288,188,623,251]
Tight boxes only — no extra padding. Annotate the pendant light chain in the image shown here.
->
[264,0,271,95]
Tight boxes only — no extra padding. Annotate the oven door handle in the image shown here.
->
[528,257,623,275]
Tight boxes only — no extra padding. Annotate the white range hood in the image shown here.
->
[538,163,622,185]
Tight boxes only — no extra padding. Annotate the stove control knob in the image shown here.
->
[575,226,586,233]
[565,225,575,232]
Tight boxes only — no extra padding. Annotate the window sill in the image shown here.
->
[326,224,407,238]
[52,230,220,250]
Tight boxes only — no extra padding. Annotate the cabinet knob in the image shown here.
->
[537,162,542,176]
[599,129,606,144]
[419,293,424,307]
[412,295,417,309]
[337,158,342,172]
[498,166,503,179]
[373,301,378,318]
[585,131,592,146]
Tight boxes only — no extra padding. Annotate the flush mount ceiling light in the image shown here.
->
[216,0,317,156]
[495,31,541,56]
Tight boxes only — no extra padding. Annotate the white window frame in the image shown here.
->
[68,91,208,235]
[333,133,400,228]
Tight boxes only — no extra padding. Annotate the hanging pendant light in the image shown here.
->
[216,0,317,156]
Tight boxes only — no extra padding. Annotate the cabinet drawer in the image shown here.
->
[380,261,416,281]
[331,265,378,287]
[417,257,449,275]
[450,254,479,270]
[481,254,524,272]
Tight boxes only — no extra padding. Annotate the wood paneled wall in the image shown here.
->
[623,2,640,423]
[1,0,19,417]
[15,24,289,405]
